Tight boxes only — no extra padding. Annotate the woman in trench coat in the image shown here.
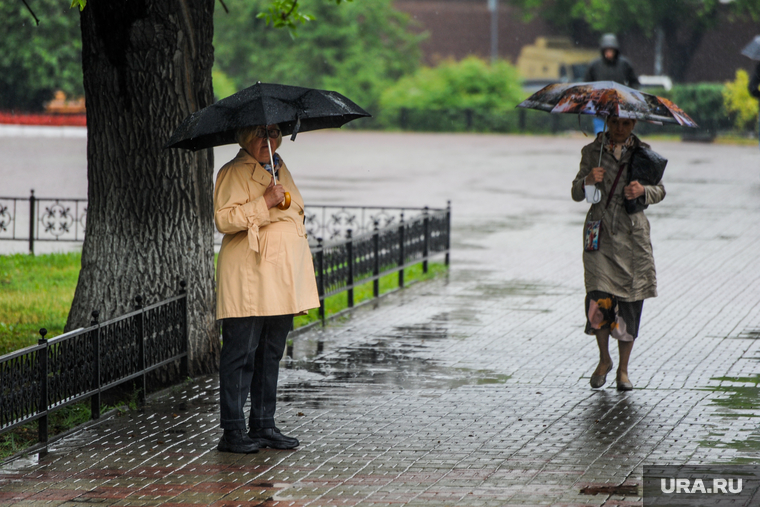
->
[571,115,665,391]
[213,124,320,453]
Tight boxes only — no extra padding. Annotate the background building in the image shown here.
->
[394,0,758,83]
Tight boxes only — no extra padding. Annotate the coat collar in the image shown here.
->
[234,148,305,212]
[234,148,273,186]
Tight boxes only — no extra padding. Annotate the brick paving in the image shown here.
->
[1,131,759,506]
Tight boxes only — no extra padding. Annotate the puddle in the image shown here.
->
[280,318,509,398]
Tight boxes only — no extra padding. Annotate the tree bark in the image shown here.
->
[662,17,707,83]
[67,0,220,376]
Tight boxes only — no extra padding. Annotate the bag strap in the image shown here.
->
[605,163,625,210]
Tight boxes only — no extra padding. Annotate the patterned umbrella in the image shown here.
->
[517,81,698,128]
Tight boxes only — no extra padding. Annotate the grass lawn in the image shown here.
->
[0,252,81,356]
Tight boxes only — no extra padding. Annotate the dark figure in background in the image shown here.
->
[585,34,640,135]
[749,62,760,149]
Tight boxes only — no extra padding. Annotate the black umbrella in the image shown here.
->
[164,82,371,151]
[742,35,760,60]
[166,82,370,209]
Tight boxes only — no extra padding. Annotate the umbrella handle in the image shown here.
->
[597,116,608,168]
[265,135,290,210]
[277,192,291,210]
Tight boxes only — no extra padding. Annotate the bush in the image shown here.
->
[723,69,759,132]
[658,83,732,134]
[377,57,525,131]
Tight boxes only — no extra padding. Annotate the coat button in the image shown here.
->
[305,233,308,239]
[298,209,304,215]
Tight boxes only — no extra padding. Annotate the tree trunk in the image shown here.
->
[662,18,706,82]
[67,0,220,376]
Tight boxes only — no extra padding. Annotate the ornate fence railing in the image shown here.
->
[0,191,87,253]
[1,191,441,256]
[310,205,450,325]
[0,283,188,451]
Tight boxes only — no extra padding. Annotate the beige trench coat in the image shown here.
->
[571,134,666,302]
[214,149,320,319]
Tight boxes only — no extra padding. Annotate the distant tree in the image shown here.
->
[0,0,82,110]
[507,0,760,81]
[213,0,423,112]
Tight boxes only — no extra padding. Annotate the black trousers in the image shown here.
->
[219,314,293,430]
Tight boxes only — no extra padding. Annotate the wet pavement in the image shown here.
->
[2,130,760,506]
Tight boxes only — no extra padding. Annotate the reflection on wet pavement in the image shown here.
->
[283,318,510,396]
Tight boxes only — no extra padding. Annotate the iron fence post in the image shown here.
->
[346,230,354,308]
[317,238,325,325]
[423,207,430,274]
[90,310,101,419]
[445,200,451,266]
[135,295,146,407]
[398,213,405,288]
[28,189,35,255]
[373,221,380,298]
[180,280,188,378]
[37,328,48,444]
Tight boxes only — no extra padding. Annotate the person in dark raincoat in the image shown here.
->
[749,62,760,149]
[585,34,640,134]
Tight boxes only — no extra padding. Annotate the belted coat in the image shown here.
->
[571,134,665,302]
[214,149,320,319]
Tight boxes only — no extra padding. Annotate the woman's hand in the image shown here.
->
[585,166,605,185]
[263,180,286,209]
[624,180,645,200]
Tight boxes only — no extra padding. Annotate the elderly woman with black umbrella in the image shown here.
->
[571,115,666,391]
[165,82,371,453]
[213,124,319,453]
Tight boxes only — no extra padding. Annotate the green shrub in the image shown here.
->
[378,57,525,131]
[658,83,732,133]
[723,69,759,132]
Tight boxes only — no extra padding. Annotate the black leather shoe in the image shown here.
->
[249,427,299,449]
[217,429,259,453]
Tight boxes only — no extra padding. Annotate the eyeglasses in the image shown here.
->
[254,127,281,139]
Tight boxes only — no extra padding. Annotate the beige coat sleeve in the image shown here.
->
[214,163,271,253]
[644,180,666,205]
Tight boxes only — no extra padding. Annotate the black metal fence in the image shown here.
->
[311,205,450,324]
[0,191,87,254]
[0,283,188,451]
[1,191,441,255]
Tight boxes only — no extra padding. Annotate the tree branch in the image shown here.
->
[282,0,298,20]
[21,0,40,25]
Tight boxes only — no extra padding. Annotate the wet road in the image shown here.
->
[1,128,760,505]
